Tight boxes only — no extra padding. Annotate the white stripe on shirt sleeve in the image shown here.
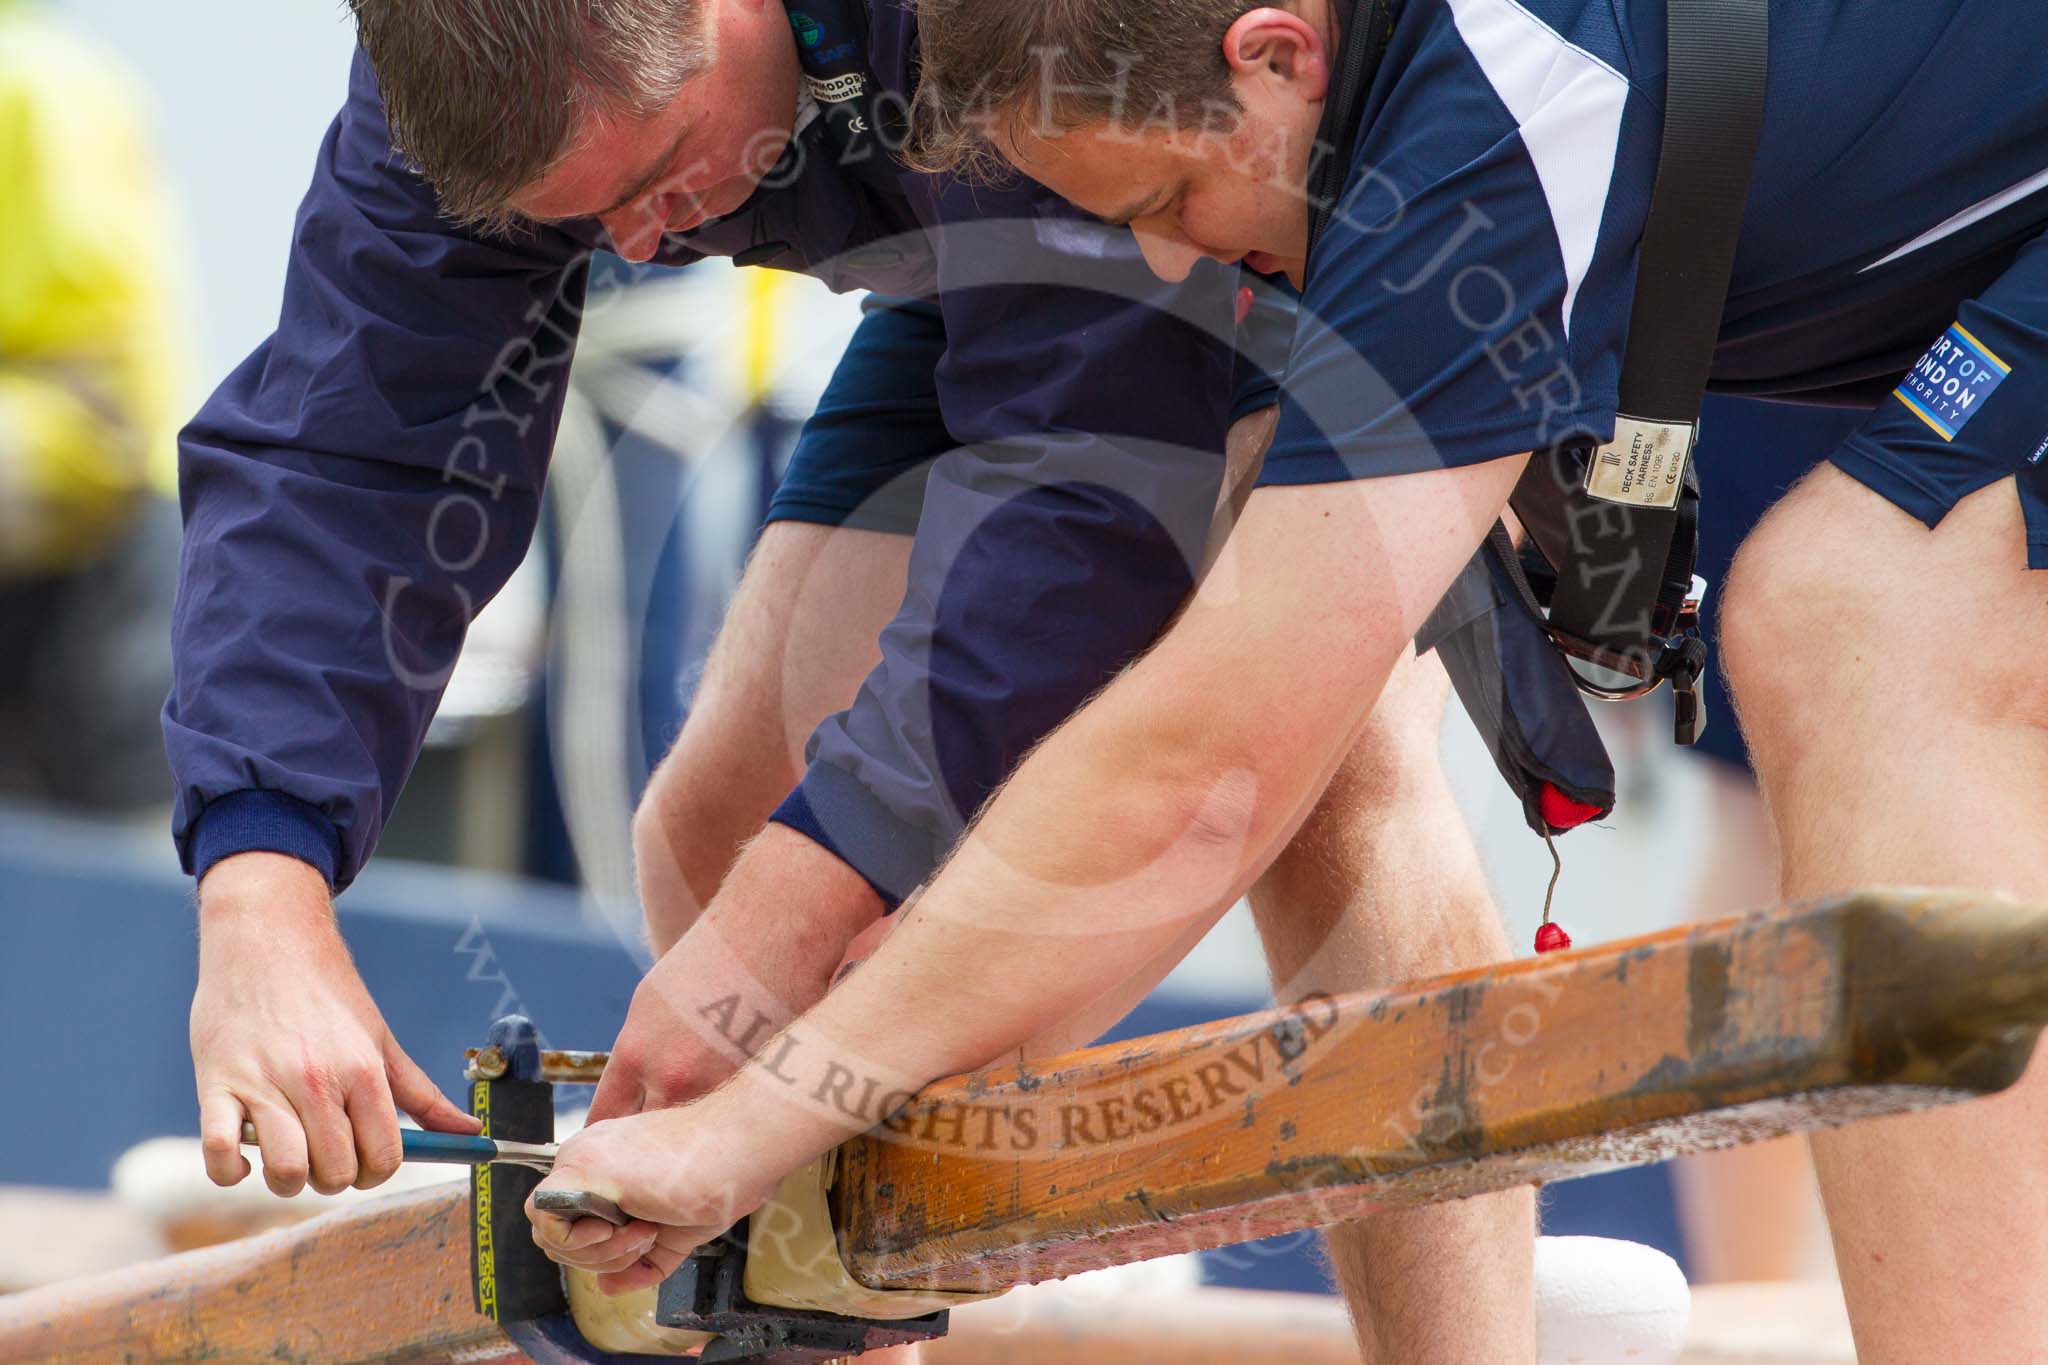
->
[1446,0,1628,339]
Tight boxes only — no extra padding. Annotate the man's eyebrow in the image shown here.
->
[1102,185,1171,228]
[595,125,693,217]
[530,125,693,225]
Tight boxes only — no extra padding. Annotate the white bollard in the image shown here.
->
[1536,1235,1692,1365]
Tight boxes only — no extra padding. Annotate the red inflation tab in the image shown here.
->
[1539,784,1603,832]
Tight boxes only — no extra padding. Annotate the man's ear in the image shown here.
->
[1222,7,1330,101]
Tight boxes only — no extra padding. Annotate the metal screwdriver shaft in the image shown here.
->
[238,1122,559,1173]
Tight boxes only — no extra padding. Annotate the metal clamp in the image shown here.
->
[469,1014,954,1364]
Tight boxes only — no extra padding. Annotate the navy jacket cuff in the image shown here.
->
[769,762,942,912]
[185,790,343,890]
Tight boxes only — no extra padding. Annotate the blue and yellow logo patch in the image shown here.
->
[1895,323,2010,442]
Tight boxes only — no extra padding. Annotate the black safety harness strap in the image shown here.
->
[1302,0,1769,838]
[1538,0,1769,745]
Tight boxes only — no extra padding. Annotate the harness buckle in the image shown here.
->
[1545,573,1711,746]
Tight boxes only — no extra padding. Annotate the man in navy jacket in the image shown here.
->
[172,0,1228,1164]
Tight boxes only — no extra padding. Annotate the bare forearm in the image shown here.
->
[721,461,1526,1141]
[784,681,1372,1100]
[725,573,1389,1116]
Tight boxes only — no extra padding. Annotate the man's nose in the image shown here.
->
[1130,224,1204,284]
[602,204,666,263]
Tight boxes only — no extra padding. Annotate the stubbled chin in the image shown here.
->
[1244,250,1307,288]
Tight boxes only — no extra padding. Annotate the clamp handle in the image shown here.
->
[532,1188,630,1227]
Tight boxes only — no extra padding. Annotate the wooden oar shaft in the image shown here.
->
[836,891,2048,1290]
[6,892,2043,1362]
[0,1185,494,1365]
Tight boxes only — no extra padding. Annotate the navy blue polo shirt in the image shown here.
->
[1265,0,2048,563]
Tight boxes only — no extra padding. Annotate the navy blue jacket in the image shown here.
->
[167,16,1238,899]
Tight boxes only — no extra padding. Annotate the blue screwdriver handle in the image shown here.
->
[401,1129,510,1165]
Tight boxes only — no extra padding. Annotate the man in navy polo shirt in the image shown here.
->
[526,0,2048,1357]
[819,0,2043,1356]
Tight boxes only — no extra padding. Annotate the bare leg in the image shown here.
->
[1249,648,1535,1365]
[1723,466,2048,1362]
[632,522,912,952]
[844,654,1511,1365]
[816,545,1532,1357]
[1668,764,1833,1284]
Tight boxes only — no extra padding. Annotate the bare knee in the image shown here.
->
[1250,649,1506,996]
[633,521,910,947]
[1718,497,1837,748]
[633,705,795,861]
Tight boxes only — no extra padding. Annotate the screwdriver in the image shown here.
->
[238,1121,558,1173]
[235,1122,629,1225]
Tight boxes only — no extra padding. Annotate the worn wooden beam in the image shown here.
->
[837,891,2048,1290]
[0,1184,517,1365]
[6,891,2042,1363]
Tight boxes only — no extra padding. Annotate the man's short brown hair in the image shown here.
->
[350,0,713,233]
[907,0,1260,179]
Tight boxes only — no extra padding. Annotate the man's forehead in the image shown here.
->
[507,106,688,222]
[1008,121,1172,179]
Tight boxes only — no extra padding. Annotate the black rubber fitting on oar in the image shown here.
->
[471,1015,565,1324]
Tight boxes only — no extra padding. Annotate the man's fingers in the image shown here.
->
[593,1227,712,1292]
[292,1066,361,1195]
[385,1038,482,1134]
[247,1101,311,1197]
[577,1237,667,1277]
[526,1210,577,1253]
[198,1091,252,1188]
[530,1213,660,1268]
[555,1214,641,1254]
[527,1200,649,1253]
[344,1074,405,1191]
[597,1249,690,1297]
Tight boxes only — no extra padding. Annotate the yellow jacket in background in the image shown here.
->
[0,0,184,576]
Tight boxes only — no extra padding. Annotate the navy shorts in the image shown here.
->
[765,295,951,536]
[1830,235,2048,573]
